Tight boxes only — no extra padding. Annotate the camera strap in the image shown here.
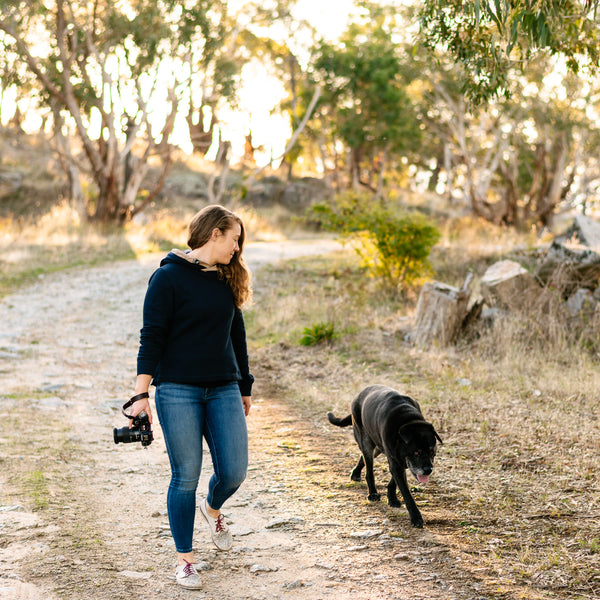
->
[122,392,149,417]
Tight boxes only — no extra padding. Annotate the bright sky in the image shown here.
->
[208,0,357,166]
[0,0,356,167]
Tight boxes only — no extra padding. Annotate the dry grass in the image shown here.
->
[0,200,297,297]
[0,203,136,296]
[247,238,600,600]
[2,187,599,597]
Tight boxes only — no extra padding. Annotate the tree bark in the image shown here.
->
[413,273,473,347]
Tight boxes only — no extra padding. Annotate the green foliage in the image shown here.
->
[308,14,421,186]
[299,321,337,346]
[313,26,419,154]
[419,0,600,102]
[309,192,440,288]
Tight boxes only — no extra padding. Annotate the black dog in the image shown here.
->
[327,384,442,528]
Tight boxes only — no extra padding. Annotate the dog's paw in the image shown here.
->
[368,493,381,502]
[388,498,402,508]
[410,516,424,528]
[350,471,362,482]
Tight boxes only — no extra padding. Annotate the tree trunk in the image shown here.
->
[94,171,122,221]
[50,101,86,219]
[413,273,473,347]
[187,103,216,157]
[208,137,231,204]
[375,148,387,201]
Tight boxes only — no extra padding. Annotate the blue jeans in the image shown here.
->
[155,382,248,554]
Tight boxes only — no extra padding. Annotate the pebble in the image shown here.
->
[282,580,306,589]
[117,570,152,580]
[265,517,304,529]
[249,564,279,574]
[348,529,383,539]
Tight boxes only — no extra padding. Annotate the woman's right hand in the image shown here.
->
[129,374,153,427]
[129,396,153,427]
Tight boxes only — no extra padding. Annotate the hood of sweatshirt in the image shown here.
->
[160,249,219,271]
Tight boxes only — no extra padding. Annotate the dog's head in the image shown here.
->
[397,422,442,485]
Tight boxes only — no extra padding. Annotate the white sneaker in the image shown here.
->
[199,499,233,551]
[175,562,202,589]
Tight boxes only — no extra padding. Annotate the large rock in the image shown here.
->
[480,260,540,309]
[565,288,596,318]
[0,170,23,199]
[556,214,600,249]
[245,176,331,211]
[535,240,600,297]
[280,177,331,211]
[244,176,285,206]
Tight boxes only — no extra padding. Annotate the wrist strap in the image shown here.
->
[122,392,149,413]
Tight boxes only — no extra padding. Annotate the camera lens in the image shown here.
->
[113,426,140,444]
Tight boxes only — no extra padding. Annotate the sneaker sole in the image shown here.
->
[176,579,203,590]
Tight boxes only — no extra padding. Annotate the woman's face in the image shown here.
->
[214,222,242,264]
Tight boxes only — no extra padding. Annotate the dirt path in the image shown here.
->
[1,241,488,600]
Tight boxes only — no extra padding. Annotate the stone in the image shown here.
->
[480,260,539,309]
[117,570,152,580]
[249,564,279,574]
[535,240,600,296]
[349,529,383,539]
[565,288,597,317]
[265,517,304,529]
[556,214,600,249]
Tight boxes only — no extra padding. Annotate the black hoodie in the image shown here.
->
[137,251,254,396]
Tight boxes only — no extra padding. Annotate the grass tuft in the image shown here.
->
[299,321,337,346]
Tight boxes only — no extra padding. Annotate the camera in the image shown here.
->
[113,411,154,447]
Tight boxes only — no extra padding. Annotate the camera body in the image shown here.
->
[113,411,154,447]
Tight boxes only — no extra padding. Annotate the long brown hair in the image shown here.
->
[187,205,252,307]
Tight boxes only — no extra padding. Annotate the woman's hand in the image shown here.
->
[129,374,153,427]
[242,396,251,416]
[129,397,153,427]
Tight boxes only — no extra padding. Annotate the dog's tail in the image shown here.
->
[327,411,352,427]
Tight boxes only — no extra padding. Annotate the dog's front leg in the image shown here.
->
[386,477,402,508]
[389,460,423,528]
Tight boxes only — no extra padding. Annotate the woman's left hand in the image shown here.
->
[242,396,251,416]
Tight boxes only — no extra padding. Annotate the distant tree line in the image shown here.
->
[0,0,598,229]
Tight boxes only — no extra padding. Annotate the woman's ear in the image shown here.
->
[210,227,222,241]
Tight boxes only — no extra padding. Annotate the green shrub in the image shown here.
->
[309,192,440,287]
[299,321,337,346]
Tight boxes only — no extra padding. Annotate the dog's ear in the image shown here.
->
[423,422,443,445]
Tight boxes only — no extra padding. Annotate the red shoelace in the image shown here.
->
[182,562,195,577]
[215,514,226,533]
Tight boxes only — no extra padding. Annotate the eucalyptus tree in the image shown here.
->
[243,7,322,178]
[419,0,600,102]
[0,36,24,127]
[0,0,252,222]
[181,1,248,159]
[420,55,600,228]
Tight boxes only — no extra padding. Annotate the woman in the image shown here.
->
[128,205,254,589]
